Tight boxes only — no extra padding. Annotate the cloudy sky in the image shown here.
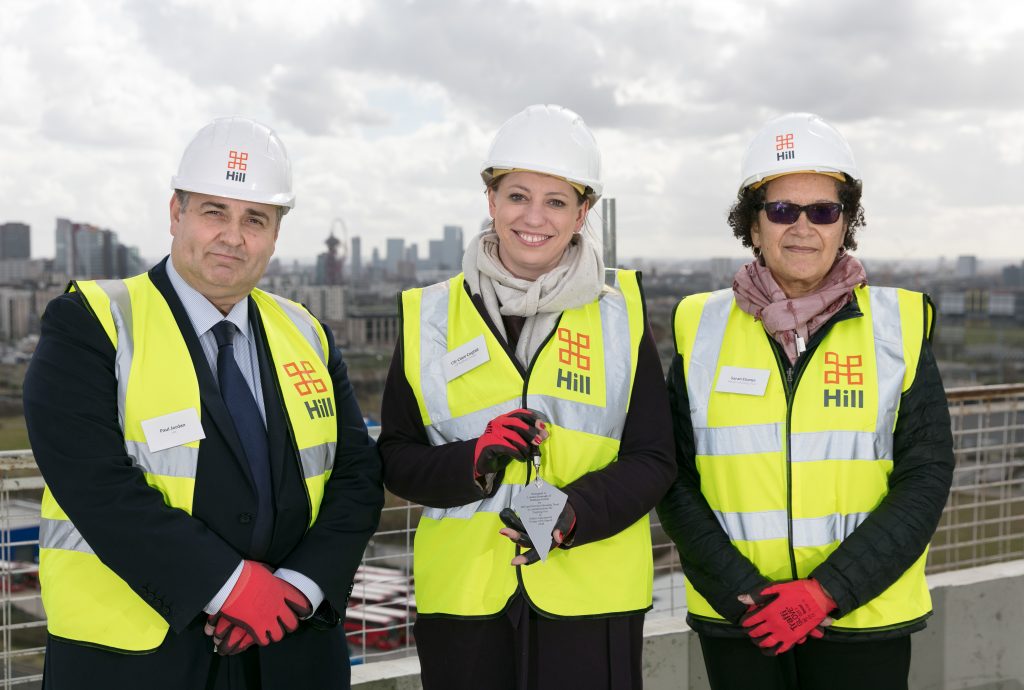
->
[2,0,1023,267]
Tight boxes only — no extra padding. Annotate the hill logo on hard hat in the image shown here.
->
[823,351,864,409]
[556,328,591,395]
[776,133,795,161]
[226,149,248,183]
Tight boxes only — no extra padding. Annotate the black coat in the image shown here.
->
[379,280,677,582]
[378,279,676,689]
[656,294,955,640]
[24,259,384,689]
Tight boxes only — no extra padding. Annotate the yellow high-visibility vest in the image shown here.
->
[38,273,337,651]
[674,285,933,632]
[402,270,650,617]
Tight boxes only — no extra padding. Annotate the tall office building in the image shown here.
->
[442,225,464,271]
[427,240,444,269]
[351,236,362,281]
[0,222,30,260]
[55,218,74,275]
[385,238,405,276]
[709,257,735,290]
[316,233,343,285]
[54,218,142,278]
[956,255,978,278]
[601,198,616,271]
[75,226,108,278]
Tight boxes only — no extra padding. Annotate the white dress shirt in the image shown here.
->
[164,258,324,616]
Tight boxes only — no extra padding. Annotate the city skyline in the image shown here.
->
[3,1,1024,264]
[4,213,1024,273]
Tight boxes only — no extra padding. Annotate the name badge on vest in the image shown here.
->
[141,408,206,452]
[443,335,490,382]
[714,366,771,396]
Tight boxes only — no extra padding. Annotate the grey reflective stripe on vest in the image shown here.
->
[299,444,337,478]
[687,290,734,429]
[419,279,634,443]
[417,275,635,524]
[39,517,95,555]
[793,512,870,547]
[870,288,905,445]
[422,482,522,521]
[790,429,893,463]
[124,441,199,477]
[527,282,634,439]
[694,424,782,456]
[264,293,327,363]
[93,279,133,433]
[417,281,454,425]
[88,280,202,480]
[714,510,871,547]
[426,398,523,445]
[256,292,335,476]
[687,288,904,462]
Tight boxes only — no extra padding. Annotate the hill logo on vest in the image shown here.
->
[823,351,864,409]
[556,327,591,395]
[283,360,336,420]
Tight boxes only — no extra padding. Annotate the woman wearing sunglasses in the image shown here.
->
[657,112,954,689]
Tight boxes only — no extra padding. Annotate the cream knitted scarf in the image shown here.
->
[462,230,605,367]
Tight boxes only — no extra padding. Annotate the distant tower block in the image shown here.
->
[601,198,617,283]
[323,232,342,285]
[351,236,362,280]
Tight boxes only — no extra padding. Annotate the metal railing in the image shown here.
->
[928,385,1024,571]
[0,451,44,688]
[1,384,1023,685]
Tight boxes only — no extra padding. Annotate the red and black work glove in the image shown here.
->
[474,409,544,478]
[208,561,313,655]
[498,503,576,566]
[741,588,824,646]
[740,579,836,656]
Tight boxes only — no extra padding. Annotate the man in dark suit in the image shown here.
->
[23,116,383,689]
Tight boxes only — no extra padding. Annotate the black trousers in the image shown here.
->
[414,595,644,690]
[698,634,911,690]
[43,633,261,690]
[42,619,350,690]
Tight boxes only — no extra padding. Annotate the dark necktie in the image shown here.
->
[212,320,273,555]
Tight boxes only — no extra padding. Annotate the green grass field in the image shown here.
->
[0,415,29,451]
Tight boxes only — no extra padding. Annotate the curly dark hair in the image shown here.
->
[726,175,866,254]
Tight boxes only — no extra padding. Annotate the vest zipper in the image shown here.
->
[518,315,564,459]
[260,326,314,529]
[767,336,800,581]
[766,304,863,580]
[513,316,563,590]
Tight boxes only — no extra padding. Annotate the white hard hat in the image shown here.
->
[481,104,603,205]
[171,116,295,209]
[739,112,860,192]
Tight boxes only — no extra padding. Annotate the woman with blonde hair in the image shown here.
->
[380,104,675,690]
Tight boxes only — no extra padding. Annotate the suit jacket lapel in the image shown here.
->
[148,258,255,485]
[249,300,289,490]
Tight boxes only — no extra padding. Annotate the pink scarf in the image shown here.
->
[732,254,868,364]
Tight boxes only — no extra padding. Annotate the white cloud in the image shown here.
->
[2,0,1023,265]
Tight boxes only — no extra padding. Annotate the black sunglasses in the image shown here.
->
[757,201,844,225]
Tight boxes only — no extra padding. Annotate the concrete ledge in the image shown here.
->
[353,561,1024,689]
[351,656,422,690]
[915,561,1024,690]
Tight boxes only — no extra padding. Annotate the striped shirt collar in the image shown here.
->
[165,256,251,341]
